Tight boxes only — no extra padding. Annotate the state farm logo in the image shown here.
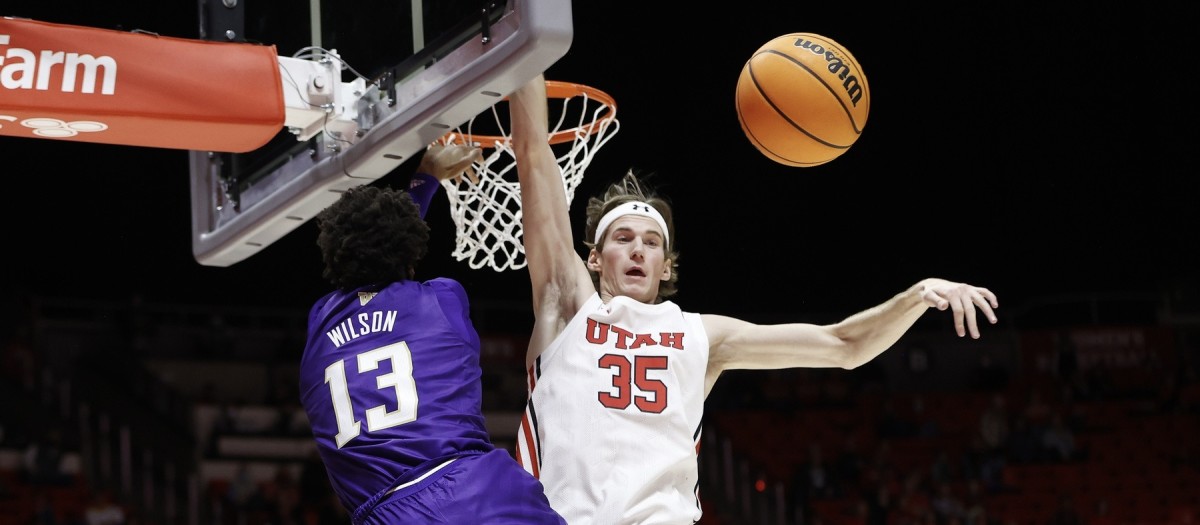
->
[0,115,108,137]
[1,33,118,95]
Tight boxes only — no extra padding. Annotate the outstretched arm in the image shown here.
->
[703,278,998,390]
[510,75,595,364]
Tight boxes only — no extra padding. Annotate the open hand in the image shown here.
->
[919,278,999,339]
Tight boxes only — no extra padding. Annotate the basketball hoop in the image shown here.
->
[436,80,619,272]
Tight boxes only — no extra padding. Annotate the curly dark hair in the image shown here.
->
[315,185,430,290]
[584,170,680,303]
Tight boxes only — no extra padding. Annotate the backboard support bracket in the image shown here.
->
[189,0,572,267]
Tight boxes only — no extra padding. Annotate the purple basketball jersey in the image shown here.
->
[299,278,492,515]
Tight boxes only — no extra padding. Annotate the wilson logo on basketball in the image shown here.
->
[0,34,118,95]
[790,36,865,107]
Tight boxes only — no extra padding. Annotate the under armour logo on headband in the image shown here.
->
[593,201,670,247]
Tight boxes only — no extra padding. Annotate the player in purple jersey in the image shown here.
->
[299,143,565,525]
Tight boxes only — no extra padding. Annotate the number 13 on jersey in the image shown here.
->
[324,341,419,448]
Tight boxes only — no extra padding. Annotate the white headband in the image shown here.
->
[593,201,669,247]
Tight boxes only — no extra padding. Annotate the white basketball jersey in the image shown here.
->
[516,293,710,525]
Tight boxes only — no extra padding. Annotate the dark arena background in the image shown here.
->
[2,2,1197,524]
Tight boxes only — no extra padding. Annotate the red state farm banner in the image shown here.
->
[0,17,284,153]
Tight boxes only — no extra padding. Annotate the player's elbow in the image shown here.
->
[838,350,868,370]
[826,323,893,370]
[839,337,901,370]
[836,340,876,370]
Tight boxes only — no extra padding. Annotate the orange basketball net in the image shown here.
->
[435,80,619,272]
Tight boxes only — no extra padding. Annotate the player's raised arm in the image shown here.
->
[511,75,594,358]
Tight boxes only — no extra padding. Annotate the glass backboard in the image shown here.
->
[189,0,572,266]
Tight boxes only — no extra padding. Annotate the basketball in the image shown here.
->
[736,33,870,167]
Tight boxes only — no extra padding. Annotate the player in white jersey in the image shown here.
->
[509,74,1000,524]
[519,294,710,523]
